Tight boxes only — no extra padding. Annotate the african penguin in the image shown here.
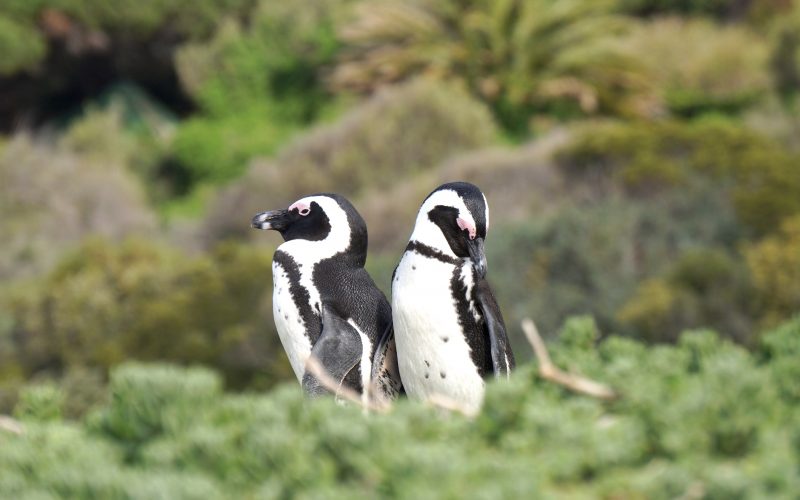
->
[392,181,514,415]
[251,194,403,402]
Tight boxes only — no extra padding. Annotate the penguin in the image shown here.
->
[251,194,402,402]
[391,181,514,415]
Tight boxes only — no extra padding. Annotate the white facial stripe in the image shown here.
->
[409,189,476,255]
[482,192,490,234]
[278,195,352,314]
[281,195,351,258]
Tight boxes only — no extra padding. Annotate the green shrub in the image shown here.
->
[171,0,350,184]
[96,363,221,454]
[487,182,741,344]
[0,0,251,76]
[621,18,770,117]
[171,109,294,183]
[1,238,292,392]
[2,317,799,498]
[557,119,800,236]
[204,78,497,242]
[0,135,155,281]
[618,249,755,343]
[745,215,800,328]
[334,0,650,134]
[14,384,64,422]
[0,14,46,75]
[616,0,791,21]
[771,5,800,97]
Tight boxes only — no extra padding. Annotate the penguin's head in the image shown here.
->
[411,181,491,277]
[251,194,368,264]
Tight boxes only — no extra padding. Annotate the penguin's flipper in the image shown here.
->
[302,305,362,397]
[474,278,515,378]
[371,323,404,399]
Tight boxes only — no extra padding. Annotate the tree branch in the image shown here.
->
[521,318,617,401]
[304,356,390,413]
[0,415,24,435]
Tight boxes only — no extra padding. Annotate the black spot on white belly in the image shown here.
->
[440,371,446,379]
[441,336,449,342]
[424,360,430,367]
[424,373,429,379]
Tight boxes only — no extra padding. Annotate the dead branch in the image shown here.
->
[304,356,390,413]
[521,318,617,401]
[0,415,24,435]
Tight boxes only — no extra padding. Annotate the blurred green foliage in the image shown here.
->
[0,2,799,492]
[0,316,798,497]
[0,0,250,72]
[770,3,800,97]
[745,215,800,328]
[557,118,800,236]
[333,0,652,134]
[204,78,497,242]
[622,18,771,117]
[0,134,155,281]
[172,0,350,183]
[618,249,755,344]
[0,238,291,409]
[488,183,744,342]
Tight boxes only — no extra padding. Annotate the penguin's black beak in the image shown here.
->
[251,209,291,231]
[466,236,487,278]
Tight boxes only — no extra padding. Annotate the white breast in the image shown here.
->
[392,251,485,415]
[272,261,313,382]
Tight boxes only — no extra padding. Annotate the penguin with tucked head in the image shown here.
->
[251,194,402,402]
[392,181,514,414]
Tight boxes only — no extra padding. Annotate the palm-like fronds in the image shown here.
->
[332,0,651,131]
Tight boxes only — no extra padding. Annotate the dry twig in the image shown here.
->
[304,356,390,413]
[521,318,617,400]
[0,415,24,435]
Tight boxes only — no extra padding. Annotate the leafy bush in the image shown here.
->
[770,3,800,97]
[60,89,177,195]
[745,215,800,328]
[0,238,292,394]
[557,118,800,236]
[0,0,251,75]
[204,78,497,242]
[0,135,155,281]
[616,0,791,21]
[171,0,350,183]
[0,14,46,75]
[333,0,650,134]
[618,249,755,343]
[621,18,770,116]
[1,316,798,498]
[487,180,742,343]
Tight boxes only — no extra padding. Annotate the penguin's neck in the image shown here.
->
[408,220,457,260]
[278,223,354,267]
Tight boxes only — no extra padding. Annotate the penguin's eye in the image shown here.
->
[289,200,312,217]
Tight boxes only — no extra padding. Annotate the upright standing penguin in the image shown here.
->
[392,182,514,414]
[251,194,402,401]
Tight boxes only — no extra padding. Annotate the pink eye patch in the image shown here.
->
[457,216,476,240]
[289,200,311,216]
